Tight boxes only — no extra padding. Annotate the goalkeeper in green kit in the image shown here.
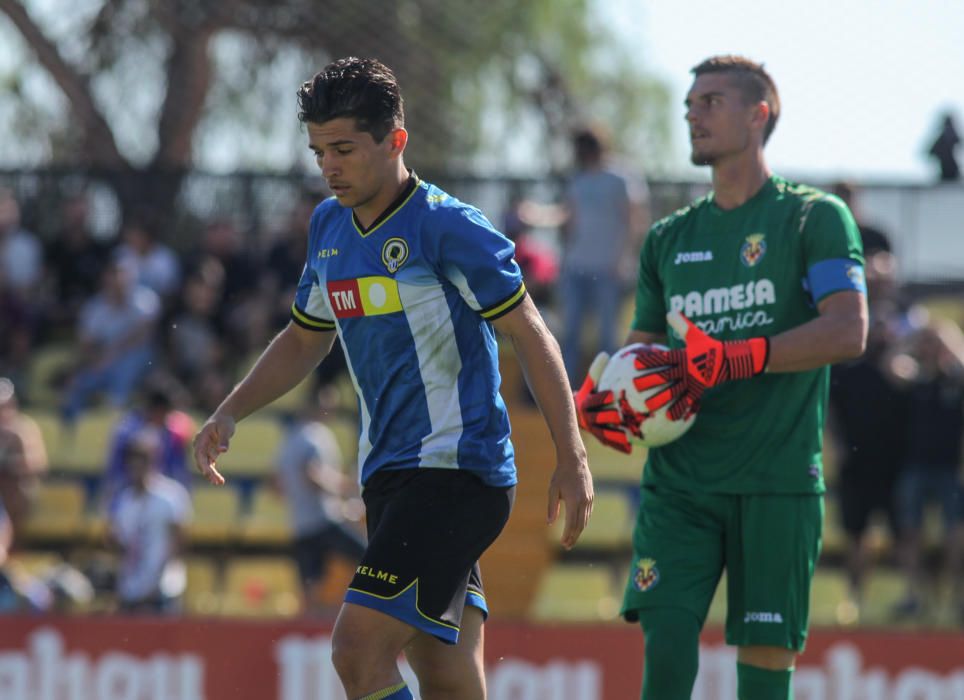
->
[575,56,868,700]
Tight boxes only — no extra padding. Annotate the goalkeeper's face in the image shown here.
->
[306,118,407,215]
[685,73,762,166]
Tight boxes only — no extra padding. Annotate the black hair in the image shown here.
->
[297,57,404,143]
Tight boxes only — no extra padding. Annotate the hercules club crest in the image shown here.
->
[381,237,409,273]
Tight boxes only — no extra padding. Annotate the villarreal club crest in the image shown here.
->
[633,558,660,592]
[740,233,767,267]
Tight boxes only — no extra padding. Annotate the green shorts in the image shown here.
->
[621,485,823,652]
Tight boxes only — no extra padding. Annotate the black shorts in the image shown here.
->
[839,463,899,537]
[344,468,514,644]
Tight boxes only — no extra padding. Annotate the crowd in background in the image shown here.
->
[0,132,962,622]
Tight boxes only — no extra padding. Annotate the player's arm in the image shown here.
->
[193,323,336,485]
[492,295,593,550]
[767,290,867,372]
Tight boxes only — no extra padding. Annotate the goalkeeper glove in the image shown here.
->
[634,310,769,415]
[573,352,632,454]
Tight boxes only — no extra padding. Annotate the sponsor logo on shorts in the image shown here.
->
[633,558,660,592]
[740,233,767,267]
[744,610,784,624]
[355,566,399,585]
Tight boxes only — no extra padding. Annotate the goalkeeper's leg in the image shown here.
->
[638,606,701,700]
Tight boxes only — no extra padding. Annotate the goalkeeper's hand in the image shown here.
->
[573,352,632,454]
[634,311,769,415]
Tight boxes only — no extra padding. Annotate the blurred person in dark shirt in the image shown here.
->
[44,192,113,335]
[828,249,915,622]
[830,181,892,257]
[887,318,964,621]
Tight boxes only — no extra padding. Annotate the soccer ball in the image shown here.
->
[596,343,697,447]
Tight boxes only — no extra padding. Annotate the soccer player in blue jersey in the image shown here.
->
[193,57,593,700]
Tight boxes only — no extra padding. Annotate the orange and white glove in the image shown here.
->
[573,352,632,454]
[634,311,770,418]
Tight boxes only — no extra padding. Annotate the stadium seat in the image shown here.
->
[25,343,74,408]
[220,556,301,618]
[19,480,87,542]
[183,556,222,616]
[214,416,285,477]
[57,408,123,475]
[239,486,291,547]
[530,564,619,622]
[550,489,634,550]
[187,485,242,545]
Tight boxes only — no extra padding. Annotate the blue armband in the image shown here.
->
[806,258,866,303]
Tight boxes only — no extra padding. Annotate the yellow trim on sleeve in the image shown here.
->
[291,304,335,330]
[480,283,527,320]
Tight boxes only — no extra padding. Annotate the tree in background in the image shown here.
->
[0,0,670,228]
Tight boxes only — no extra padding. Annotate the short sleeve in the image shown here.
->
[801,196,867,304]
[631,226,666,333]
[291,208,336,331]
[438,207,526,321]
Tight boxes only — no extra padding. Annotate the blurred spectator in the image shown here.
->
[828,251,914,623]
[274,390,365,615]
[0,377,49,540]
[0,189,43,301]
[103,379,195,514]
[114,215,182,307]
[59,258,161,427]
[0,264,40,401]
[191,219,274,359]
[263,195,315,319]
[558,123,649,384]
[928,112,961,182]
[44,192,113,335]
[108,428,191,614]
[165,261,232,414]
[830,180,893,256]
[502,193,560,311]
[888,318,964,621]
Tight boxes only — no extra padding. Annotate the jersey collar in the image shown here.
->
[352,171,420,237]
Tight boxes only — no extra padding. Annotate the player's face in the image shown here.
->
[306,118,404,215]
[685,73,762,166]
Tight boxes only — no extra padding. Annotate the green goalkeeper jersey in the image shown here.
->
[632,175,865,494]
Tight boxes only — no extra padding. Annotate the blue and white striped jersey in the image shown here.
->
[292,175,526,488]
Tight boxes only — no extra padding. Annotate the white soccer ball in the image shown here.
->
[596,343,697,447]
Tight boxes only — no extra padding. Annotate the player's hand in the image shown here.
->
[547,456,594,550]
[633,312,769,416]
[192,413,236,486]
[573,352,632,454]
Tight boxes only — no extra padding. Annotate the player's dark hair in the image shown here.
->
[297,57,404,143]
[572,123,610,167]
[691,55,780,143]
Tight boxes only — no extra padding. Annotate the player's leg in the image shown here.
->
[405,605,486,700]
[622,486,727,700]
[330,603,418,698]
[728,493,823,700]
[333,469,511,699]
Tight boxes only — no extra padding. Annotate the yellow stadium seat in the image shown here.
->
[58,408,122,475]
[6,551,64,579]
[549,489,634,550]
[215,416,285,477]
[531,564,619,622]
[221,556,301,618]
[19,481,87,542]
[26,343,75,408]
[187,486,242,545]
[183,556,222,616]
[240,487,292,547]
